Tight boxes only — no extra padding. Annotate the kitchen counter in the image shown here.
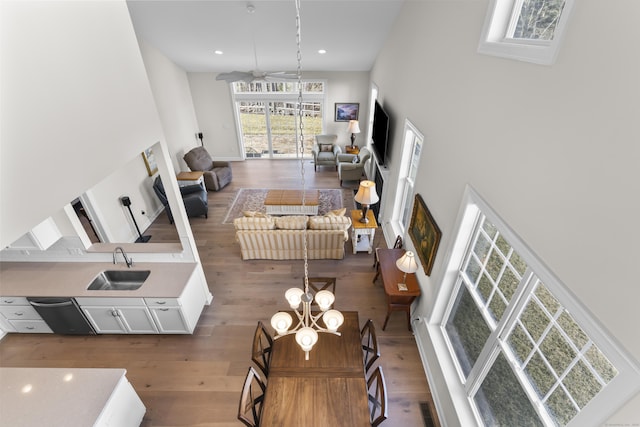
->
[0,367,145,426]
[0,262,197,298]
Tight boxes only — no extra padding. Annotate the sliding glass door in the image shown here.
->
[232,81,325,159]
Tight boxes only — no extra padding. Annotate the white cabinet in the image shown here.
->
[0,297,53,333]
[76,298,158,334]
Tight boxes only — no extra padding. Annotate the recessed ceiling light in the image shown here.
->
[318,49,327,54]
[214,50,223,55]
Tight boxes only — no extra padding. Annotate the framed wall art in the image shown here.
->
[409,193,442,276]
[334,102,359,122]
[141,147,158,176]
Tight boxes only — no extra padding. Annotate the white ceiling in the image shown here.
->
[126,0,405,73]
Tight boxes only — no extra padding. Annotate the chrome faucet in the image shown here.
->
[113,246,133,268]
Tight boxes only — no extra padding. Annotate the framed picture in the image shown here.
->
[409,194,442,276]
[141,147,158,176]
[334,103,359,122]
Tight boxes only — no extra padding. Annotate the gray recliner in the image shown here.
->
[337,146,371,186]
[183,146,232,191]
[153,176,208,224]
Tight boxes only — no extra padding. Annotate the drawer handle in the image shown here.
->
[159,308,169,312]
[3,299,15,304]
[25,326,35,330]
[155,301,166,305]
[14,312,24,316]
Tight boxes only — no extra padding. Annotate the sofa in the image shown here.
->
[233,213,352,260]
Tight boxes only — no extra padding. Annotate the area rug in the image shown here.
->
[223,188,345,224]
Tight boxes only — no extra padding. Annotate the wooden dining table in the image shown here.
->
[261,311,371,426]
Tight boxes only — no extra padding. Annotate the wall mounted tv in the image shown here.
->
[371,100,390,166]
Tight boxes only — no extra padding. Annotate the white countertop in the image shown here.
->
[0,262,197,298]
[0,367,128,427]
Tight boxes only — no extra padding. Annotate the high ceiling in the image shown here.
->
[126,0,404,73]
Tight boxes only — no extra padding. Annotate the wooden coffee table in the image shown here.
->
[264,189,319,215]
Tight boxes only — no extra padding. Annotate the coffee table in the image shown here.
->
[264,189,319,215]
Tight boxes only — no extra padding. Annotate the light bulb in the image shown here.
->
[314,290,335,311]
[271,312,292,335]
[285,288,304,309]
[322,310,344,332]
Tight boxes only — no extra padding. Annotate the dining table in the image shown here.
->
[261,311,371,426]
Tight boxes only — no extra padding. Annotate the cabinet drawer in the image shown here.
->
[10,319,53,333]
[0,297,30,305]
[76,297,146,306]
[0,305,42,320]
[144,297,180,306]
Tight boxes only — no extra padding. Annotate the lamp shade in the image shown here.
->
[354,181,379,205]
[322,310,344,332]
[285,287,304,309]
[347,120,361,134]
[314,290,335,311]
[271,312,293,335]
[295,327,319,352]
[396,251,419,274]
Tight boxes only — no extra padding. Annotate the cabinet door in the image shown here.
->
[118,307,158,334]
[82,306,128,334]
[149,307,189,334]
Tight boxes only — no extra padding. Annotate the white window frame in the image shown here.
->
[478,0,576,65]
[430,185,640,426]
[390,119,423,237]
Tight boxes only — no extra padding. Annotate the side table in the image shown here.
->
[350,209,377,254]
[176,171,205,190]
[345,146,360,155]
[375,248,421,331]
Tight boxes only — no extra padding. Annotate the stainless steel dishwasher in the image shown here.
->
[27,297,96,335]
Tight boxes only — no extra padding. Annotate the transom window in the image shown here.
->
[478,0,575,64]
[439,187,639,426]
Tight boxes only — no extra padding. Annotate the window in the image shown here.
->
[391,120,423,235]
[231,81,325,159]
[478,0,575,65]
[438,187,640,426]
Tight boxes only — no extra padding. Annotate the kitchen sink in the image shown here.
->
[87,270,150,291]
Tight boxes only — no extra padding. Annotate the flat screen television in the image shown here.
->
[371,100,390,166]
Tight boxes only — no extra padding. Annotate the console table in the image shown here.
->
[375,248,421,331]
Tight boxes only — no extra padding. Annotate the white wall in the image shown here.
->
[0,1,164,248]
[137,38,201,172]
[371,0,640,424]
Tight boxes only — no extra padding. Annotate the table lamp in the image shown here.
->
[354,180,379,223]
[347,120,361,148]
[396,251,418,291]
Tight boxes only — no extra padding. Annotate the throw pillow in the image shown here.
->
[243,210,269,218]
[325,208,346,217]
[309,215,352,231]
[351,155,359,163]
[233,216,276,230]
[275,216,309,230]
[319,144,333,152]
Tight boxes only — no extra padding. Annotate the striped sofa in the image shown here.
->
[234,215,352,260]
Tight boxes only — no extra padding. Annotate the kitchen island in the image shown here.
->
[0,367,145,426]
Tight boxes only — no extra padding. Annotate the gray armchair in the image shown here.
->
[338,147,371,186]
[312,134,341,171]
[183,146,232,191]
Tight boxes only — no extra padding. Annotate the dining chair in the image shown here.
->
[251,321,273,378]
[305,277,337,310]
[238,366,267,427]
[360,319,381,374]
[367,366,388,427]
[373,235,403,282]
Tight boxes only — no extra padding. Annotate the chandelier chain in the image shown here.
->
[295,0,309,294]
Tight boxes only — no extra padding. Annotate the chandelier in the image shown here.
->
[270,0,343,360]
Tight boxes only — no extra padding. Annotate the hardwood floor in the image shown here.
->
[0,159,440,427]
